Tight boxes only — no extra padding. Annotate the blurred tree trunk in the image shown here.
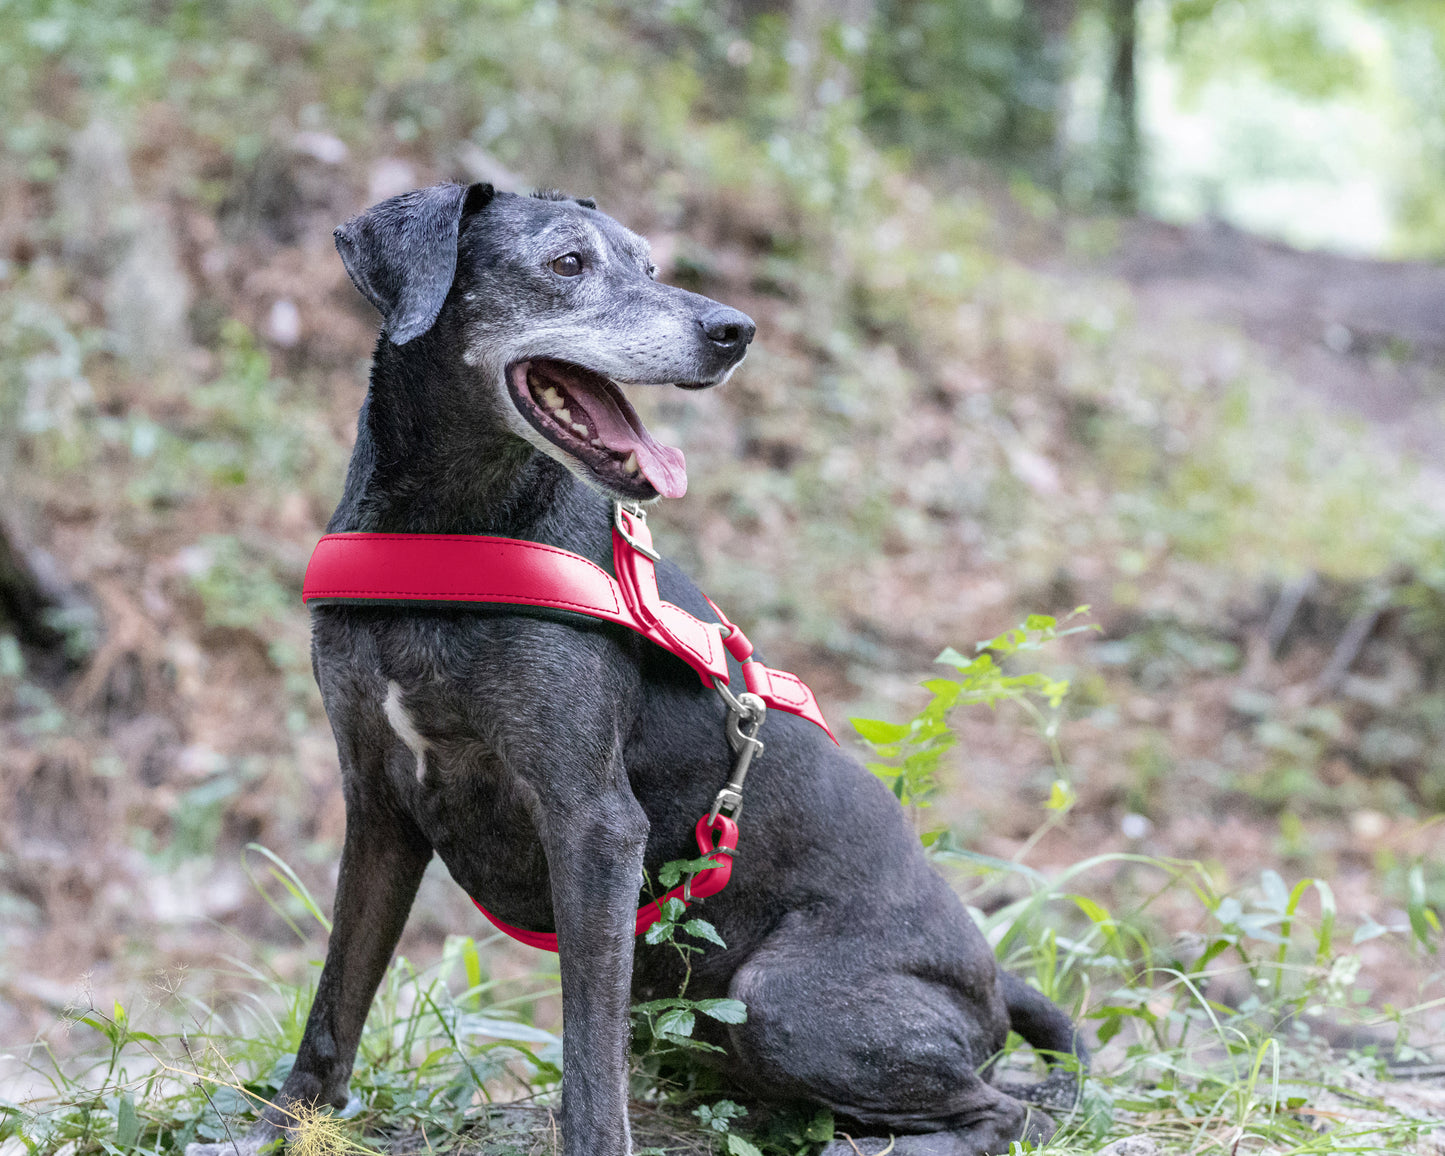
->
[0,517,63,649]
[788,0,875,127]
[1100,0,1140,210]
[1025,0,1080,189]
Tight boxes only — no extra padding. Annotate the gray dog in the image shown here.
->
[187,182,1084,1156]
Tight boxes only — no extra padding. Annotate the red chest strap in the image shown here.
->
[301,508,835,740]
[473,813,738,953]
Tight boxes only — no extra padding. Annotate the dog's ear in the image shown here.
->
[334,182,496,345]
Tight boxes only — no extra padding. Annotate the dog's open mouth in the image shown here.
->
[507,359,688,499]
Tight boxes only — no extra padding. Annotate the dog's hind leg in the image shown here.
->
[720,912,1052,1156]
[185,793,432,1156]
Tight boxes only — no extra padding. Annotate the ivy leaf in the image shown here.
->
[851,717,910,743]
[935,645,970,668]
[633,998,684,1014]
[654,1008,695,1039]
[683,918,726,947]
[659,855,723,889]
[726,1134,764,1156]
[693,998,748,1024]
[804,1108,835,1142]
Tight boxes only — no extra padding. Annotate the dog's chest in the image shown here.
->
[315,602,727,931]
[372,677,559,920]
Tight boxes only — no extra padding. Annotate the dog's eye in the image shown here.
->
[551,253,584,277]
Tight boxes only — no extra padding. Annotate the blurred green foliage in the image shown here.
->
[5,0,1445,250]
[862,0,1061,176]
[4,0,1445,837]
[854,611,1090,817]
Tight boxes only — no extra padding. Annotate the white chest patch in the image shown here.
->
[383,680,430,782]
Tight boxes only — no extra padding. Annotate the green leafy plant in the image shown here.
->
[632,860,748,1057]
[693,1098,766,1156]
[851,609,1094,839]
[841,611,1441,1153]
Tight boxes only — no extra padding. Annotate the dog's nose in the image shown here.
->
[699,307,756,353]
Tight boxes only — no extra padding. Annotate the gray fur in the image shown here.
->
[185,184,1084,1156]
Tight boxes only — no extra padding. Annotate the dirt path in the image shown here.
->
[1109,217,1445,467]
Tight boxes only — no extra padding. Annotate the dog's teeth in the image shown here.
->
[543,389,563,409]
[590,438,604,447]
[572,423,590,437]
[555,407,571,423]
[622,451,639,474]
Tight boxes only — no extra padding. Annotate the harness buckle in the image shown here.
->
[612,500,661,562]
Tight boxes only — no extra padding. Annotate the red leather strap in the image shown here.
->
[304,530,728,685]
[705,595,755,662]
[302,533,626,618]
[303,528,834,739]
[611,508,732,684]
[471,814,738,953]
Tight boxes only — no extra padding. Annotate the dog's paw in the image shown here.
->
[821,1140,895,1156]
[1019,1105,1057,1147]
[821,1120,1059,1156]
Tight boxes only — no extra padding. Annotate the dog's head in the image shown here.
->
[334,182,754,501]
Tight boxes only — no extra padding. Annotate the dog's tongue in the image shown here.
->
[569,380,688,499]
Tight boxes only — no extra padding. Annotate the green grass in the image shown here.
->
[3,835,1438,1155]
[1,925,562,1154]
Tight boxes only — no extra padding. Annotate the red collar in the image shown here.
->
[302,503,833,739]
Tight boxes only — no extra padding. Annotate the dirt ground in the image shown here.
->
[1110,215,1445,473]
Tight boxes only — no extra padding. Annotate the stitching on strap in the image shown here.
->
[305,589,622,613]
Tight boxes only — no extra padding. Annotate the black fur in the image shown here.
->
[186,184,1086,1156]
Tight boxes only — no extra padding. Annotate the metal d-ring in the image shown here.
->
[713,679,764,731]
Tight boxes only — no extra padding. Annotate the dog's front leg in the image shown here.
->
[541,783,649,1156]
[186,799,431,1156]
[280,802,432,1107]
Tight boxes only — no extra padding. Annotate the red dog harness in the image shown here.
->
[302,502,834,951]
